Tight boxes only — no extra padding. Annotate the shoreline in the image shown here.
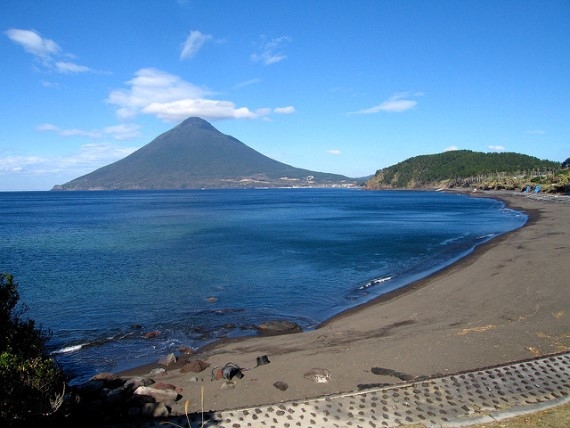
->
[192,190,537,352]
[117,191,570,416]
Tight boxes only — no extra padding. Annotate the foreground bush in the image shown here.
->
[0,273,67,426]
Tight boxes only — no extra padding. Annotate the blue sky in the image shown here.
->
[1,0,568,191]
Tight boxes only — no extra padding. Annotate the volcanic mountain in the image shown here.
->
[53,117,355,190]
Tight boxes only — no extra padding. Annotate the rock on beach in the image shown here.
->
[304,368,332,383]
[134,386,181,403]
[257,320,302,335]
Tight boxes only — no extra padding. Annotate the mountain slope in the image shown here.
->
[366,150,560,190]
[53,117,354,190]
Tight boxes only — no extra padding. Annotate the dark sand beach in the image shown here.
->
[120,191,570,416]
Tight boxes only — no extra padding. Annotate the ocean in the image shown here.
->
[0,189,526,384]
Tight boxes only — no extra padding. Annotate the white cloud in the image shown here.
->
[102,124,141,140]
[5,28,92,74]
[445,145,459,151]
[526,129,545,135]
[41,80,60,88]
[4,28,60,59]
[37,123,141,140]
[487,145,505,152]
[0,143,137,176]
[251,36,291,65]
[66,143,137,166]
[274,106,295,114]
[233,78,261,90]
[180,30,213,60]
[36,123,60,132]
[0,155,44,173]
[107,68,295,122]
[351,92,421,114]
[107,68,211,120]
[327,149,341,155]
[143,99,259,121]
[55,61,91,74]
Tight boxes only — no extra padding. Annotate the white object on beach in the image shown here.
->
[304,368,331,383]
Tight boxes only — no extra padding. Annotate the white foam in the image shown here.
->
[359,276,393,290]
[52,343,87,355]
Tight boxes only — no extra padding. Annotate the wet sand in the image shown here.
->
[120,191,570,416]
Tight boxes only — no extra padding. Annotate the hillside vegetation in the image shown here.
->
[366,150,569,193]
[1,273,67,426]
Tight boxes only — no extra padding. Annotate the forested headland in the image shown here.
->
[366,150,569,193]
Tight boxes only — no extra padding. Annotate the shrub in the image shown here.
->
[0,273,67,426]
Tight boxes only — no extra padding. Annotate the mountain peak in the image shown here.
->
[52,117,356,190]
[176,117,217,131]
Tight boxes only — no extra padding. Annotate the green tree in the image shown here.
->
[0,273,67,426]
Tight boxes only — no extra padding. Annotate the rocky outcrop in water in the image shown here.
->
[257,320,302,335]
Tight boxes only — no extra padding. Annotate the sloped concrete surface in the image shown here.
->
[128,352,570,427]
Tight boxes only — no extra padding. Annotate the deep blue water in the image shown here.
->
[0,189,526,383]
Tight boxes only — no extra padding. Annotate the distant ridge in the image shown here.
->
[53,117,356,190]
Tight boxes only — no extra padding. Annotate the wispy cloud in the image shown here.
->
[107,68,295,122]
[233,78,261,90]
[444,145,459,152]
[37,123,141,141]
[55,61,91,74]
[273,106,295,114]
[102,124,142,140]
[487,145,505,152]
[180,30,214,60]
[251,36,291,65]
[0,143,137,175]
[526,129,545,135]
[5,28,92,74]
[41,80,61,88]
[351,92,422,114]
[4,28,60,58]
[327,149,341,156]
[37,123,100,138]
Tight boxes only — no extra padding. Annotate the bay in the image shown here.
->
[0,189,526,383]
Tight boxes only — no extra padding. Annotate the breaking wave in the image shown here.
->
[358,276,393,290]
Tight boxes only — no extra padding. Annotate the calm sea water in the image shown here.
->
[0,189,526,383]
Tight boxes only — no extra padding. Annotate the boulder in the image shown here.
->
[180,359,211,373]
[257,320,301,335]
[141,402,171,418]
[273,381,288,391]
[370,367,395,376]
[370,367,415,381]
[87,373,125,389]
[153,382,177,391]
[91,372,117,382]
[158,353,177,366]
[74,380,105,398]
[124,376,155,390]
[149,368,166,376]
[128,393,155,406]
[134,386,181,403]
[104,387,126,403]
[178,346,195,355]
